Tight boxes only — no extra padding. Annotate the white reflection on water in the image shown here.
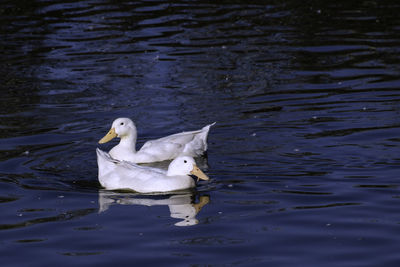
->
[98,191,209,226]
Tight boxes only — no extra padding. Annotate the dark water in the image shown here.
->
[1,0,400,265]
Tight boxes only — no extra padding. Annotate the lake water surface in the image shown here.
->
[1,0,400,266]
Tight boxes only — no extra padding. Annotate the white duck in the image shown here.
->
[96,148,209,193]
[99,118,215,163]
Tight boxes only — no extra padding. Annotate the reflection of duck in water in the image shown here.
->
[98,191,210,226]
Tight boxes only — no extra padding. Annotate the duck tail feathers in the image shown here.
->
[183,122,216,156]
[96,148,119,177]
[202,122,216,132]
[200,122,216,145]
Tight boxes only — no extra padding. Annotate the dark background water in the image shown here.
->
[1,0,400,266]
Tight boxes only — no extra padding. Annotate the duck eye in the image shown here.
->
[184,160,187,163]
[120,122,124,125]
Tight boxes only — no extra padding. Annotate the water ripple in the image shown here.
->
[1,0,400,265]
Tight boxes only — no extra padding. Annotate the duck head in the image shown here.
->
[99,118,137,144]
[167,156,209,181]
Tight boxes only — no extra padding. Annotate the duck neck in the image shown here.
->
[167,164,182,176]
[119,127,137,152]
[166,167,176,176]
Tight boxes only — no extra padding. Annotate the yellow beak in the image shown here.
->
[99,128,117,144]
[190,164,209,181]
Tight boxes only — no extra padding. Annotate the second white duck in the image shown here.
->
[99,118,215,163]
[96,148,209,193]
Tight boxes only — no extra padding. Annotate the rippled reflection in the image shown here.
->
[2,209,95,230]
[98,191,210,226]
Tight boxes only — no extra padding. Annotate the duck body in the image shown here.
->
[99,118,215,163]
[96,148,209,193]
